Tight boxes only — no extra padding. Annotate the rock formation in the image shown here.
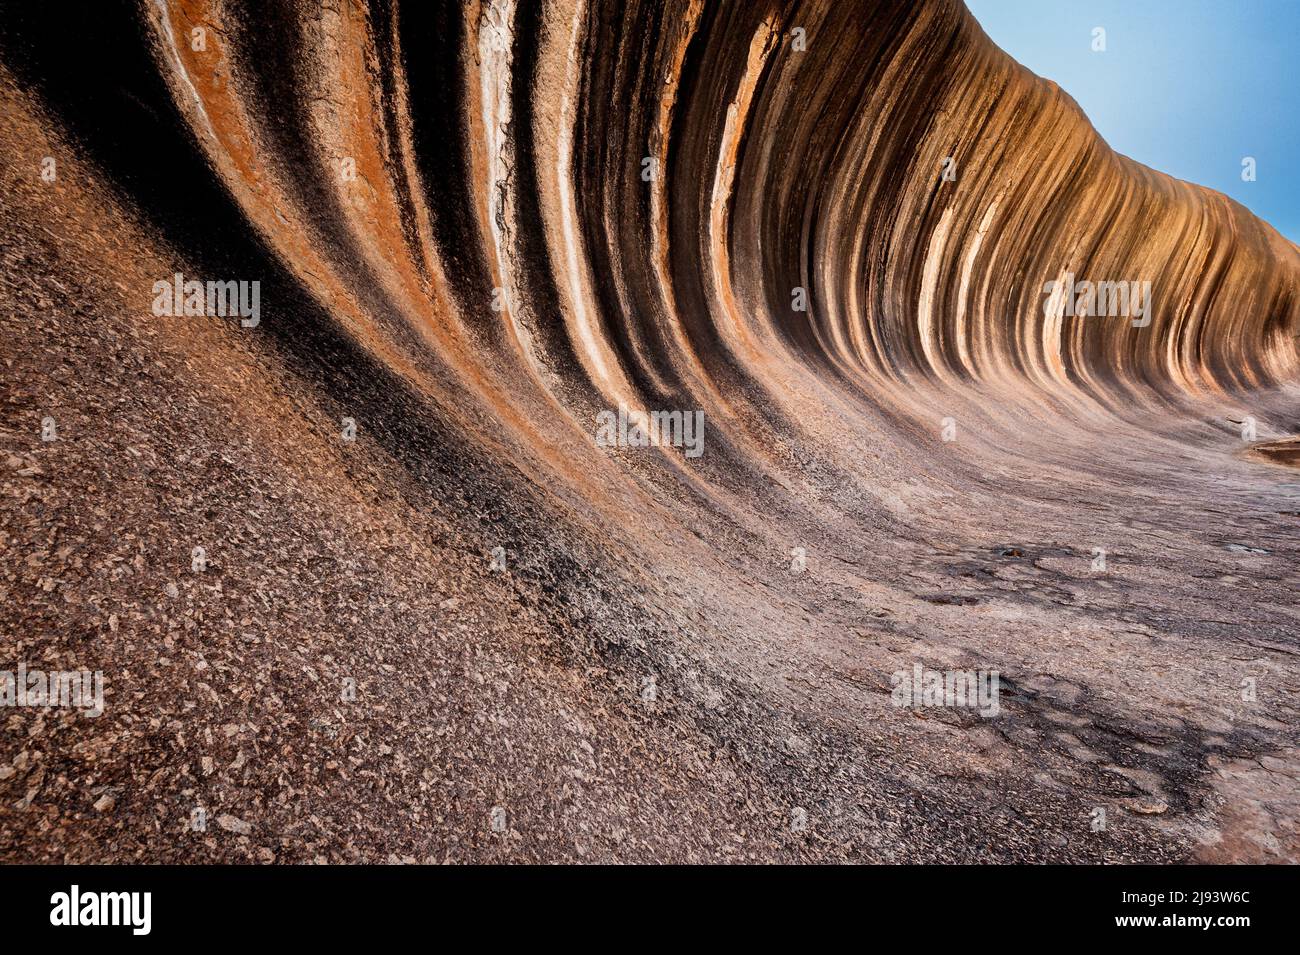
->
[1,0,1296,862]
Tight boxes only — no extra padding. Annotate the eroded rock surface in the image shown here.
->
[1,0,1297,862]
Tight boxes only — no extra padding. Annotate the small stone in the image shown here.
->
[217,814,252,835]
[93,794,116,812]
[1125,797,1168,815]
[1225,544,1269,555]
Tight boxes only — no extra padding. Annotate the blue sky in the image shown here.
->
[965,0,1299,242]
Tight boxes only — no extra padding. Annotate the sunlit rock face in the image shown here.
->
[0,0,1296,862]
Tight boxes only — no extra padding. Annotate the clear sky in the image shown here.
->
[965,0,1299,243]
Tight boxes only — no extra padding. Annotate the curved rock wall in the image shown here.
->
[1,0,1296,862]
